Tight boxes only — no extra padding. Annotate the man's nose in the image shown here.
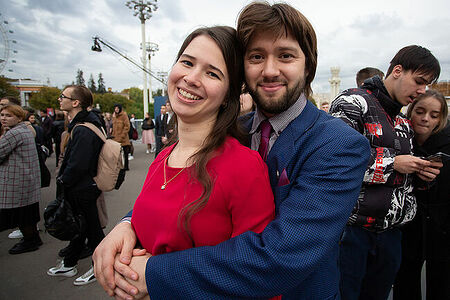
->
[417,85,427,94]
[262,57,280,78]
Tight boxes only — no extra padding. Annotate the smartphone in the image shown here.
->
[425,152,450,162]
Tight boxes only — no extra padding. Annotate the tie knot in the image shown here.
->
[260,119,272,139]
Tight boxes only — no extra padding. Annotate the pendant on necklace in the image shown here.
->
[161,184,166,190]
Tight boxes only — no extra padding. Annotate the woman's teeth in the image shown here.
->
[179,89,200,100]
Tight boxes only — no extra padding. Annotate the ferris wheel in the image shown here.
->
[0,13,15,74]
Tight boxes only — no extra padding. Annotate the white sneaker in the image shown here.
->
[73,266,96,286]
[129,155,134,160]
[8,229,23,239]
[47,260,78,277]
[146,150,149,154]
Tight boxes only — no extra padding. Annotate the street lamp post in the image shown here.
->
[146,42,158,104]
[126,0,158,115]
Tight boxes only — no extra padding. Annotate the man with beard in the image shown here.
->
[329,45,442,299]
[93,2,370,299]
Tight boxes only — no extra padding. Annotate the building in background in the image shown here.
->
[9,79,45,106]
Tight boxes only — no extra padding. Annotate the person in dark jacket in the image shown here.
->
[47,85,104,286]
[141,112,155,154]
[154,105,166,157]
[330,45,443,300]
[40,110,53,156]
[52,111,65,167]
[394,90,450,299]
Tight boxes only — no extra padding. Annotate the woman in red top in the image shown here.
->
[117,26,277,299]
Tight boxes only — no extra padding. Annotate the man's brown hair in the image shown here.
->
[237,1,317,98]
[63,85,93,110]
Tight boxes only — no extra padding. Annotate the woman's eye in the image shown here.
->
[180,60,193,67]
[207,71,219,79]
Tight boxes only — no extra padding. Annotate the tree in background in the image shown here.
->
[97,73,106,94]
[93,93,131,114]
[28,86,61,111]
[88,73,97,93]
[76,69,85,86]
[0,76,20,99]
[152,88,163,98]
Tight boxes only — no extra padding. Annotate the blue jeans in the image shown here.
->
[339,225,402,300]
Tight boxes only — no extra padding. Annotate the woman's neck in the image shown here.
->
[167,118,215,168]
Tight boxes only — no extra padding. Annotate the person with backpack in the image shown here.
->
[47,85,104,286]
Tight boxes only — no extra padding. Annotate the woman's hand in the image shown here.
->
[416,160,443,182]
[113,249,152,300]
[93,222,137,297]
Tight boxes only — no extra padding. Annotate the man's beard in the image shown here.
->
[248,78,305,115]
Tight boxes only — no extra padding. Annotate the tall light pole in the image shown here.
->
[146,42,158,104]
[126,0,158,115]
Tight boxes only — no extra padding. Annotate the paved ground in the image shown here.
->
[0,142,153,300]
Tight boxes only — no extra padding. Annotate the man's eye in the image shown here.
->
[280,53,293,59]
[248,54,263,61]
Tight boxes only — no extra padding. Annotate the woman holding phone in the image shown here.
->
[394,89,450,299]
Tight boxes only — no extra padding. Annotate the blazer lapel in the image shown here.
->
[267,101,320,192]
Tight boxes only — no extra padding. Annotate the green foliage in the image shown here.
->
[88,74,97,93]
[76,69,85,86]
[97,73,106,94]
[152,88,163,97]
[28,86,61,111]
[0,76,20,98]
[93,93,131,115]
[128,87,143,104]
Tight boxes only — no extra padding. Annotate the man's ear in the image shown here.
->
[72,99,81,109]
[391,65,403,79]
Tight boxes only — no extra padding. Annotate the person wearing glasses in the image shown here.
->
[47,85,104,286]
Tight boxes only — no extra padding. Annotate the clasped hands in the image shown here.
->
[93,222,151,300]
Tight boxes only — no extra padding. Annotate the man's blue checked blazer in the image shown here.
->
[145,100,370,299]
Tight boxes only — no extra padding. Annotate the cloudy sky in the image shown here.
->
[1,0,450,95]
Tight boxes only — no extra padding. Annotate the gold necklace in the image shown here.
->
[161,156,186,190]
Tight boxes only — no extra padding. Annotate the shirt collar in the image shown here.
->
[250,93,307,136]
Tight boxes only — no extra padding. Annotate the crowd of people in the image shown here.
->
[1,1,449,299]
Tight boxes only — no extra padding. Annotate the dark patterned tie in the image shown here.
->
[258,119,272,161]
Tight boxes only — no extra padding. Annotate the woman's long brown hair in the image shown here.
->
[169,26,244,243]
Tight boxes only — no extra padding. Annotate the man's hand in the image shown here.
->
[93,222,137,296]
[393,155,431,174]
[114,249,152,300]
[416,160,443,182]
